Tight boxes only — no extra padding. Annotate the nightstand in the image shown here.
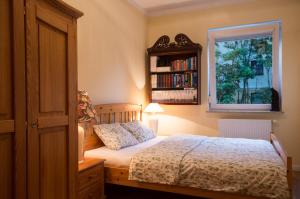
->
[79,158,105,199]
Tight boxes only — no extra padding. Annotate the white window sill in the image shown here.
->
[207,109,284,113]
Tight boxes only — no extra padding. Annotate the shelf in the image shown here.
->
[152,87,197,91]
[152,101,199,105]
[151,70,197,74]
[162,103,199,105]
[148,49,199,56]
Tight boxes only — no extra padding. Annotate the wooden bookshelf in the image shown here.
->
[147,33,202,105]
[152,87,197,91]
[150,70,197,75]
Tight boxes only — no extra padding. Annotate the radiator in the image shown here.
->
[218,119,272,140]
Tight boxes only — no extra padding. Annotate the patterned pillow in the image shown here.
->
[121,121,156,143]
[93,123,139,150]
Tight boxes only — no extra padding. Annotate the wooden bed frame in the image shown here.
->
[84,103,293,199]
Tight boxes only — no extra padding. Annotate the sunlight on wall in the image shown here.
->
[157,114,218,136]
[142,109,218,136]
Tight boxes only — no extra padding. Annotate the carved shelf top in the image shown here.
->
[148,33,201,53]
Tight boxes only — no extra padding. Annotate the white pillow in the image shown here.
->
[93,123,139,150]
[121,121,156,143]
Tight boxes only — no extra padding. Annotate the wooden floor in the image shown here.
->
[294,172,300,199]
[106,172,300,199]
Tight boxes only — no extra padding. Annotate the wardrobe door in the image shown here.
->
[26,1,81,199]
[0,0,26,199]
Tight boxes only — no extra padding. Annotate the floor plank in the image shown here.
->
[106,184,200,199]
[294,172,300,199]
[106,172,300,199]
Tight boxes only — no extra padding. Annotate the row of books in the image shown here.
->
[150,56,197,72]
[171,57,197,71]
[152,90,197,103]
[151,73,197,88]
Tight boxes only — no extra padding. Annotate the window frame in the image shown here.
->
[208,21,282,112]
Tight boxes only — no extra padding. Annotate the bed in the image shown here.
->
[83,103,293,199]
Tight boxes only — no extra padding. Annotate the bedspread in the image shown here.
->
[128,135,289,199]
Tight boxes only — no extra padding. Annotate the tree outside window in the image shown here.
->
[215,35,273,104]
[208,21,282,112]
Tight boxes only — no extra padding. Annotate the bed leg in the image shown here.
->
[287,157,293,199]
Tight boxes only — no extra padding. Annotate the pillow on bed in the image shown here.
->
[93,123,139,150]
[121,121,156,143]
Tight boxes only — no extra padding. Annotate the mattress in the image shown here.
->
[85,136,167,168]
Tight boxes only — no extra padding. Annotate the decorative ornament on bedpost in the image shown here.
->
[144,103,164,134]
[77,90,97,163]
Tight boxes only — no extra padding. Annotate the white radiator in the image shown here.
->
[218,119,272,141]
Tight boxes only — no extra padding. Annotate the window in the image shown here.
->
[208,21,282,112]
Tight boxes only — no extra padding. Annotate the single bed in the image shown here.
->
[83,103,293,199]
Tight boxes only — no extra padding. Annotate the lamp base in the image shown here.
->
[148,119,159,134]
[78,125,85,163]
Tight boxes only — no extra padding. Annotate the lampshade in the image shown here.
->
[144,103,164,113]
[77,90,97,123]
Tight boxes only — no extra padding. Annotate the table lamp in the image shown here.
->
[144,103,164,134]
[77,90,97,163]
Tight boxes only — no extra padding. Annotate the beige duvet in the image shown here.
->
[129,135,289,199]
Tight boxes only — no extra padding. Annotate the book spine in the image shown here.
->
[193,72,197,87]
[150,56,157,72]
[151,75,154,88]
[159,74,161,88]
[193,57,196,70]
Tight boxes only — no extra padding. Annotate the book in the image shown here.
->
[150,56,157,72]
[156,66,171,72]
[151,74,157,88]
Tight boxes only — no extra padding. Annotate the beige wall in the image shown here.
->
[63,0,147,105]
[147,0,300,166]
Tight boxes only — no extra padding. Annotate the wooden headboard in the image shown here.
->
[83,103,143,151]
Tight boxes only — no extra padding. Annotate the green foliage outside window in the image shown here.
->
[215,35,273,104]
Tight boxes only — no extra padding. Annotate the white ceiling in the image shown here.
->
[128,0,254,16]
[130,0,193,9]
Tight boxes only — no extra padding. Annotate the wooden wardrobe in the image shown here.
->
[0,0,83,198]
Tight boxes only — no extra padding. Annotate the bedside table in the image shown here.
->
[79,158,105,199]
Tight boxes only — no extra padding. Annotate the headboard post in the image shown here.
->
[140,104,143,121]
[83,104,143,151]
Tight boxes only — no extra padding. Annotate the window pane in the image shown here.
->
[215,34,273,104]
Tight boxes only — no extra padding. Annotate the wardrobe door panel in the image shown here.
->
[39,22,67,114]
[26,1,79,199]
[0,134,13,199]
[40,127,67,199]
[0,0,26,198]
[0,0,13,120]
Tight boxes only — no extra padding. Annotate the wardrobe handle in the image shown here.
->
[31,122,38,128]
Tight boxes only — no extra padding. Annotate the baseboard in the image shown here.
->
[293,165,300,172]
